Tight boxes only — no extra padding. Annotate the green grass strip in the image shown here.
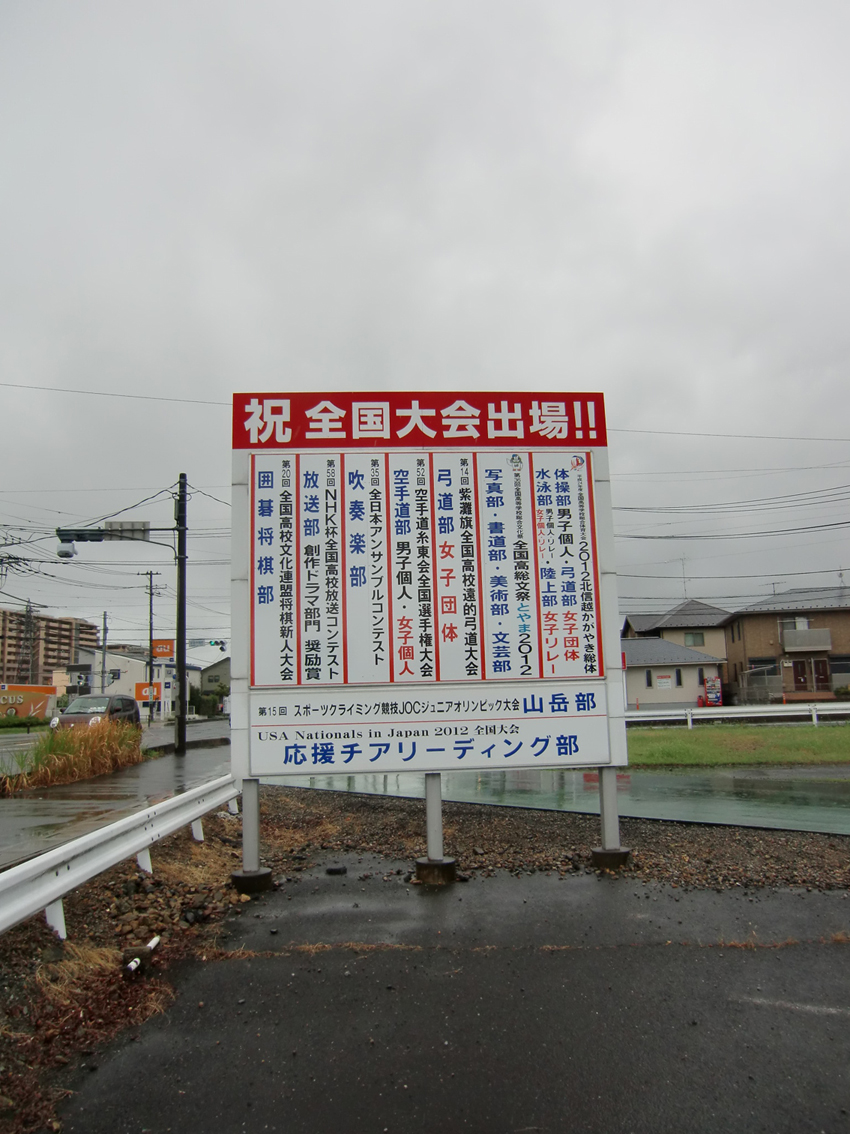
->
[627,723,850,767]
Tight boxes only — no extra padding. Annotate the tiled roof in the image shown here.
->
[621,638,722,667]
[622,599,730,634]
[733,586,850,616]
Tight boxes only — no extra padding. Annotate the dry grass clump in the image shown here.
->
[155,828,238,890]
[0,720,143,795]
[35,942,173,1018]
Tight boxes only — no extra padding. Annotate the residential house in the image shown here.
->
[201,656,230,692]
[622,638,723,710]
[723,587,850,703]
[622,599,730,680]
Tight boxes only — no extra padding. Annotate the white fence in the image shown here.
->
[0,773,238,938]
[626,703,850,728]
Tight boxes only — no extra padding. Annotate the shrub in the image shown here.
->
[0,715,50,730]
[1,719,143,795]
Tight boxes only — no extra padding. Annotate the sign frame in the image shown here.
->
[230,391,626,785]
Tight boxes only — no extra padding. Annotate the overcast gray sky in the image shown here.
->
[2,1,850,658]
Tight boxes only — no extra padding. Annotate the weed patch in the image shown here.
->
[0,720,143,794]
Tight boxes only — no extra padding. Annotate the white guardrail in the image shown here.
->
[0,773,239,938]
[626,703,850,727]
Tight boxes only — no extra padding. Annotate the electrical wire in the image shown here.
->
[188,484,231,508]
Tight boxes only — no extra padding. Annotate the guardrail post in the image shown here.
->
[686,709,693,730]
[415,773,456,883]
[136,849,153,873]
[228,797,240,814]
[44,898,66,939]
[591,767,631,870]
[811,705,819,726]
[191,820,204,842]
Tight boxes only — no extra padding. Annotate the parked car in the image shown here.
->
[50,694,141,729]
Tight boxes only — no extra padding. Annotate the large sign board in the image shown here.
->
[231,392,626,777]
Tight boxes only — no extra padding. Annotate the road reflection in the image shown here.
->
[264,764,850,835]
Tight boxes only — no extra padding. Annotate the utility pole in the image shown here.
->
[101,612,108,693]
[17,602,37,684]
[54,477,189,743]
[175,474,188,755]
[139,571,161,728]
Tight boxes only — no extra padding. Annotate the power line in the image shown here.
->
[0,382,229,407]
[618,567,846,581]
[3,381,850,443]
[609,426,850,442]
[619,519,850,540]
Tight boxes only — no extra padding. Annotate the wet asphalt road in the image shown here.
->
[58,860,850,1134]
[0,737,231,868]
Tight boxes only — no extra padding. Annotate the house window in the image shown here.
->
[698,667,704,686]
[729,624,735,643]
[830,655,850,675]
[645,669,653,688]
[675,669,682,687]
[684,632,704,647]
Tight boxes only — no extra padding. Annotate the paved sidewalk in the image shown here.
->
[58,857,850,1134]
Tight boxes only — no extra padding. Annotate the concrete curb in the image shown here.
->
[143,737,231,756]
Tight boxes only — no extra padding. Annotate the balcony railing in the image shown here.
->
[782,628,832,652]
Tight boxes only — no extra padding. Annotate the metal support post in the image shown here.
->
[175,474,188,755]
[136,848,153,873]
[599,767,620,850]
[242,778,260,872]
[191,820,204,842]
[425,772,444,860]
[415,773,456,883]
[231,778,272,893]
[591,766,631,870]
[686,709,694,730]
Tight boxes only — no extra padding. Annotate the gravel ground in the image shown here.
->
[2,783,849,1133]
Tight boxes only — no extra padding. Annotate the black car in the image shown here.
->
[51,694,141,729]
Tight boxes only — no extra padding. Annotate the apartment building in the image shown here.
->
[0,606,99,686]
[724,587,850,702]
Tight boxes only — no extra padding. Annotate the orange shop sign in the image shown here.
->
[152,639,174,659]
[0,684,58,719]
[135,682,162,702]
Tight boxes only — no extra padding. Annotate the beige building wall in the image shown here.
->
[661,627,727,660]
[725,609,850,695]
[626,663,720,710]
